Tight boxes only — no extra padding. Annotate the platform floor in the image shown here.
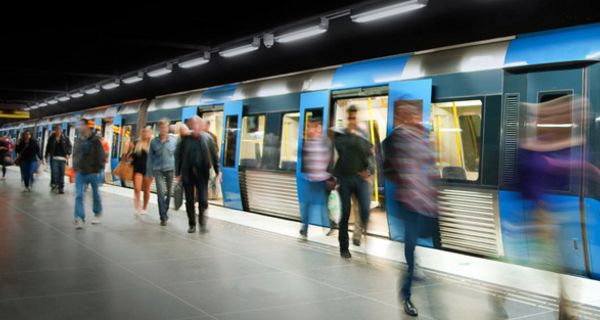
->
[0,170,598,319]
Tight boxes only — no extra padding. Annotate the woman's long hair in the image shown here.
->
[133,126,152,155]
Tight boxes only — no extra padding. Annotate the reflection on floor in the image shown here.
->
[3,171,598,319]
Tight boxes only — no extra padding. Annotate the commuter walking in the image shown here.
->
[203,119,221,200]
[383,103,439,317]
[0,135,13,181]
[131,127,153,214]
[176,116,220,233]
[15,130,40,192]
[96,131,110,185]
[299,117,331,238]
[332,105,374,259]
[72,118,106,228]
[44,125,72,194]
[147,118,177,226]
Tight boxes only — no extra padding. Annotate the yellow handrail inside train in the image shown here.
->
[367,98,379,202]
[452,101,463,167]
[284,121,289,159]
[436,114,442,165]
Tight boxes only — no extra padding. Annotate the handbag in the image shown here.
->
[328,190,342,224]
[173,181,184,211]
[66,166,76,183]
[113,159,134,181]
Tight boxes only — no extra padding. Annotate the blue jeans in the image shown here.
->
[75,172,102,221]
[337,175,371,251]
[154,170,173,221]
[300,179,328,233]
[19,160,37,188]
[50,159,66,190]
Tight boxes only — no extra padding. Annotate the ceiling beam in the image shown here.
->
[0,87,66,94]
[0,69,114,78]
[111,37,210,51]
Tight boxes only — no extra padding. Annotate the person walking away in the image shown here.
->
[202,119,221,200]
[383,103,439,317]
[332,105,374,259]
[45,125,72,194]
[0,135,13,180]
[299,117,332,239]
[176,116,221,233]
[131,127,153,214]
[147,119,177,226]
[15,130,40,192]
[72,118,106,228]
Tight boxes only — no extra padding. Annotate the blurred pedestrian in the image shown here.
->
[15,130,40,192]
[131,127,153,214]
[0,135,13,180]
[44,125,72,194]
[147,118,177,226]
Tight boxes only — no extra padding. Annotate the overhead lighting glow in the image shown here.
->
[536,123,574,128]
[504,61,528,68]
[85,87,100,95]
[58,96,70,102]
[586,51,600,60]
[219,38,260,58]
[39,102,48,107]
[70,92,84,98]
[178,54,210,69]
[351,0,428,23]
[102,81,120,90]
[123,74,144,84]
[30,105,38,110]
[48,100,58,104]
[275,19,328,43]
[147,66,172,78]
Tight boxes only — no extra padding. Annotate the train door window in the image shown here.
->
[111,124,120,158]
[431,99,483,181]
[239,115,265,168]
[224,115,239,168]
[120,125,134,157]
[279,112,300,170]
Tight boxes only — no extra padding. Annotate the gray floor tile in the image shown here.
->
[239,246,351,271]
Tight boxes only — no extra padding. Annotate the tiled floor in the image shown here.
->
[0,173,578,319]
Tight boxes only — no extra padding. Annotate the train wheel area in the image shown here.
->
[1,167,599,319]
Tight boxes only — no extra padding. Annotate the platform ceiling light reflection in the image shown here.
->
[58,96,70,102]
[84,87,100,95]
[48,99,58,105]
[275,19,328,43]
[122,73,144,84]
[39,102,48,107]
[178,53,210,69]
[586,51,600,60]
[147,65,172,78]
[101,81,120,90]
[504,61,528,68]
[219,38,261,58]
[70,92,84,98]
[351,0,428,23]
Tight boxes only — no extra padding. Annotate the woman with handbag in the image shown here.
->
[15,130,40,192]
[131,127,153,214]
[0,135,13,181]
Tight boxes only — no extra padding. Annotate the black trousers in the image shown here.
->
[183,174,209,227]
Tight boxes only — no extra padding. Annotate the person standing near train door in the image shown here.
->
[72,118,106,228]
[147,118,177,226]
[176,116,220,233]
[332,105,374,259]
[45,125,72,194]
[383,103,439,317]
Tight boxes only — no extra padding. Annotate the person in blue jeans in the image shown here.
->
[72,118,106,229]
[15,130,40,192]
[147,118,177,226]
[44,125,72,194]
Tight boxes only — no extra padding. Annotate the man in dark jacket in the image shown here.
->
[176,116,220,233]
[45,125,72,194]
[332,105,374,259]
[72,118,106,229]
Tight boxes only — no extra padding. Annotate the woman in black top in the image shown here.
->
[130,127,153,214]
[15,130,40,191]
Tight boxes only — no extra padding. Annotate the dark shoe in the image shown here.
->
[160,220,167,226]
[58,190,65,194]
[340,250,352,259]
[299,229,307,239]
[200,224,208,233]
[403,299,418,317]
[188,226,196,233]
[353,238,361,246]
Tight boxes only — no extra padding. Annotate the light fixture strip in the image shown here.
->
[351,0,428,23]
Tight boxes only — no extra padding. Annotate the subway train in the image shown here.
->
[2,23,600,280]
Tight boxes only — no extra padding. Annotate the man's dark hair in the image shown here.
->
[309,117,322,124]
[347,105,358,113]
[53,124,62,130]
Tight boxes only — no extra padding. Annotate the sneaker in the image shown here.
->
[160,220,167,226]
[74,218,84,229]
[403,299,418,317]
[140,209,147,215]
[58,190,65,194]
[188,226,196,233]
[299,229,308,240]
[353,238,361,246]
[26,187,32,192]
[91,216,102,225]
[340,250,352,259]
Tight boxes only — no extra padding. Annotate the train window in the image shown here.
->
[201,111,224,153]
[431,99,483,181]
[119,125,134,157]
[223,115,239,168]
[239,115,265,168]
[111,124,120,157]
[279,112,300,170]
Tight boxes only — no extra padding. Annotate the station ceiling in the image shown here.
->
[1,0,598,123]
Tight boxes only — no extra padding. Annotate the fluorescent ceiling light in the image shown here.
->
[351,0,428,23]
[123,73,144,84]
[70,92,84,98]
[536,123,574,128]
[219,38,260,58]
[39,103,48,107]
[102,81,120,90]
[147,65,172,77]
[275,19,328,43]
[23,107,30,111]
[504,61,528,68]
[178,53,210,69]
[30,105,38,110]
[58,96,70,102]
[48,100,58,104]
[85,87,100,95]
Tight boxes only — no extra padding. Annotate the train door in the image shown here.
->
[503,67,587,275]
[200,108,224,205]
[330,86,390,237]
